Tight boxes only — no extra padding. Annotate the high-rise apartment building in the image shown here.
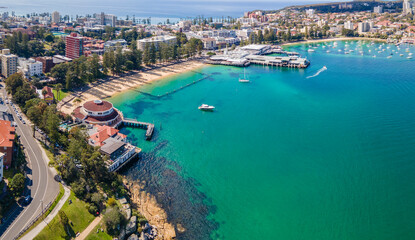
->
[65,32,84,59]
[1,49,18,78]
[51,11,60,23]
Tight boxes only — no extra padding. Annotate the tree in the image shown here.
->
[55,83,63,101]
[103,207,125,235]
[59,210,69,226]
[149,43,156,64]
[45,34,54,43]
[107,198,116,207]
[9,173,25,197]
[5,73,24,95]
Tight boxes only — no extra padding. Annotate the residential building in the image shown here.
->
[1,49,18,78]
[344,21,354,30]
[306,9,315,16]
[0,120,15,168]
[65,32,84,59]
[0,153,4,182]
[98,12,117,27]
[202,38,217,50]
[374,6,383,14]
[18,58,43,78]
[104,39,127,52]
[35,56,55,73]
[51,11,60,23]
[37,86,54,104]
[403,0,413,15]
[358,22,370,33]
[137,35,177,51]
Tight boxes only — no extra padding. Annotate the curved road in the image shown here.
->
[0,86,60,240]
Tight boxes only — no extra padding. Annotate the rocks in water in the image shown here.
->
[125,216,137,236]
[139,223,158,240]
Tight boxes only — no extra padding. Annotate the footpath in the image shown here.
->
[20,186,70,240]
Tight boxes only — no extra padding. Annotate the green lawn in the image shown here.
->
[85,220,112,240]
[52,89,69,102]
[19,184,65,239]
[34,191,95,240]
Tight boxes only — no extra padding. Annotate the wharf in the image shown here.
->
[121,118,155,140]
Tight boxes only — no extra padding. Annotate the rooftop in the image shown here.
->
[83,100,113,112]
[0,120,15,148]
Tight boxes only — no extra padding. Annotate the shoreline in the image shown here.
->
[59,60,207,115]
[281,37,388,47]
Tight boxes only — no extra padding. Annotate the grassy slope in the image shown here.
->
[34,191,94,240]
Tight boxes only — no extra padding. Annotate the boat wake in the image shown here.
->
[306,66,327,79]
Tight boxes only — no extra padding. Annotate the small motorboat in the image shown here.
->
[199,104,215,111]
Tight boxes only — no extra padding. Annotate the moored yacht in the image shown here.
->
[199,104,215,111]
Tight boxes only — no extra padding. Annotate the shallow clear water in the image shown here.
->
[110,40,415,239]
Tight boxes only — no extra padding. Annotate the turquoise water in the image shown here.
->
[110,40,415,239]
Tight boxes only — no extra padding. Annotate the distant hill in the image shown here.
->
[262,0,402,14]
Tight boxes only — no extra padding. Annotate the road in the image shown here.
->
[0,84,60,240]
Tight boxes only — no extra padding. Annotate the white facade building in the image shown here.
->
[344,21,354,30]
[18,58,43,78]
[137,35,177,51]
[358,22,370,33]
[373,6,383,14]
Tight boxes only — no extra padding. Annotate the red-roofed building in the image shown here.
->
[72,100,122,127]
[88,125,127,147]
[0,120,15,167]
[40,86,55,103]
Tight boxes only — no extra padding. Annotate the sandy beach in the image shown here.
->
[59,60,206,115]
[281,37,388,47]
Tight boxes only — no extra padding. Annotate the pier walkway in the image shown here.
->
[122,118,155,140]
[136,74,212,98]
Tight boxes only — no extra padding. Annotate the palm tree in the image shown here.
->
[55,83,63,101]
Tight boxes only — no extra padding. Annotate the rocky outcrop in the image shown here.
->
[124,180,176,240]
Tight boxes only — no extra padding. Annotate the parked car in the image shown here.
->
[24,195,32,205]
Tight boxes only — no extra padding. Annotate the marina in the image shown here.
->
[206,44,310,68]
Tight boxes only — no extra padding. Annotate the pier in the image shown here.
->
[121,118,155,140]
[136,74,212,98]
[207,44,309,68]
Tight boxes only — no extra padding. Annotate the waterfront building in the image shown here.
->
[0,120,15,168]
[87,124,141,172]
[65,32,84,59]
[72,100,122,127]
[51,11,60,24]
[0,49,18,78]
[137,35,177,51]
[18,58,43,78]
